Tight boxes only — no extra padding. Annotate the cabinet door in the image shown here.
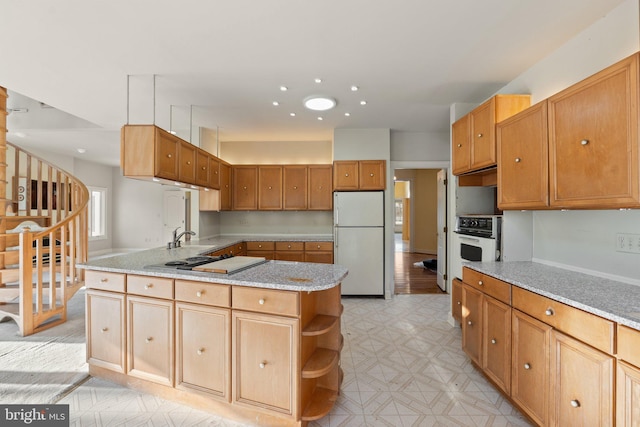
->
[497,101,549,209]
[451,278,463,322]
[452,115,471,175]
[176,302,230,400]
[195,150,210,187]
[155,129,179,180]
[359,160,386,190]
[548,53,639,208]
[86,290,126,373]
[127,296,174,387]
[232,311,299,417]
[511,310,550,427]
[283,165,307,210]
[470,97,496,170]
[209,156,220,189]
[258,165,283,210]
[232,166,258,210]
[461,284,482,365]
[482,295,511,394]
[220,162,232,211]
[308,165,333,210]
[333,161,359,190]
[550,330,614,427]
[617,361,640,427]
[178,141,196,184]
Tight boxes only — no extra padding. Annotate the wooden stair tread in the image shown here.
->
[301,387,338,421]
[302,314,338,336]
[302,348,339,379]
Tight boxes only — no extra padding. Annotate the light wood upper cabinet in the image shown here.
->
[549,330,614,427]
[195,150,210,187]
[333,160,386,190]
[548,53,639,208]
[208,156,220,189]
[86,290,126,373]
[511,309,551,427]
[497,101,550,209]
[232,166,258,210]
[258,166,283,210]
[452,95,531,176]
[308,165,333,210]
[178,141,197,183]
[219,162,232,210]
[283,165,307,210]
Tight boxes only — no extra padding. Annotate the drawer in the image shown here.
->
[127,275,174,299]
[275,241,304,251]
[618,325,640,367]
[305,241,333,251]
[512,286,615,354]
[246,241,275,251]
[462,267,511,304]
[85,271,126,292]
[232,286,299,317]
[232,243,245,255]
[175,280,230,307]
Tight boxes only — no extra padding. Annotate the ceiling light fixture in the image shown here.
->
[351,86,359,91]
[314,78,322,83]
[360,100,367,105]
[280,86,288,91]
[344,112,351,117]
[304,96,336,111]
[76,148,86,154]
[317,117,323,121]
[290,112,296,117]
[272,101,280,106]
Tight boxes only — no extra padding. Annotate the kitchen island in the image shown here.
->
[79,245,347,427]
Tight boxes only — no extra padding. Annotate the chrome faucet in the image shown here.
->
[168,227,196,249]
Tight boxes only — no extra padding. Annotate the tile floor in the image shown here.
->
[58,294,532,426]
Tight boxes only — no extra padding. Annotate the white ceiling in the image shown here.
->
[0,0,627,167]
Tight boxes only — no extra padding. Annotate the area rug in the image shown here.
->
[0,288,89,404]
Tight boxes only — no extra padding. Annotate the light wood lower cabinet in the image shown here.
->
[617,361,640,426]
[127,295,174,387]
[451,278,463,322]
[461,284,482,366]
[482,296,511,394]
[86,290,126,373]
[176,302,230,400]
[549,330,614,427]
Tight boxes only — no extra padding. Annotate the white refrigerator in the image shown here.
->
[334,191,384,296]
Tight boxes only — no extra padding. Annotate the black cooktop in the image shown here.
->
[145,254,233,271]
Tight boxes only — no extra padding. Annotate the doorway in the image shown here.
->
[393,168,446,295]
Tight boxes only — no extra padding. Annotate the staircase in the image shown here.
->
[0,87,89,336]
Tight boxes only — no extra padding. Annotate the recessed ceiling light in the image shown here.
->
[314,78,322,83]
[351,86,359,91]
[280,86,288,91]
[360,100,367,105]
[304,96,336,111]
[272,101,280,106]
[344,112,351,117]
[317,117,323,121]
[290,112,296,117]
[76,148,86,154]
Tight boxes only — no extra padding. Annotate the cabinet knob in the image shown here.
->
[570,399,581,408]
[515,157,521,163]
[287,245,291,249]
[259,298,265,305]
[457,144,462,148]
[196,291,203,297]
[258,244,262,248]
[370,173,374,177]
[145,337,153,343]
[524,363,531,370]
[144,283,153,290]
[202,166,206,170]
[197,348,204,355]
[491,338,497,344]
[259,362,266,368]
[243,186,247,190]
[100,278,109,283]
[457,301,461,305]
[167,154,172,158]
[186,161,191,165]
[478,280,483,286]
[268,186,272,190]
[545,308,554,316]
[477,133,483,138]
[317,245,321,249]
[214,170,218,175]
[580,139,589,146]
[467,320,473,326]
[101,327,108,333]
[345,173,349,177]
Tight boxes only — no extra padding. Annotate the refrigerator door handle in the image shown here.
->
[334,226,338,248]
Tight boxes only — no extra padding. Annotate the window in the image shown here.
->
[88,187,107,240]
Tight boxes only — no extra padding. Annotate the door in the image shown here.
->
[163,190,186,244]
[335,227,384,296]
[436,169,447,291]
[334,191,383,226]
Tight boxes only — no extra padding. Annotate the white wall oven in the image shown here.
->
[451,215,502,280]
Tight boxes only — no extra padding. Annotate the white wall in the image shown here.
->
[390,131,450,161]
[498,0,640,284]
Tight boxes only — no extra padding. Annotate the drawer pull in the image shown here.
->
[293,186,297,190]
[259,298,265,305]
[167,154,172,158]
[545,308,555,316]
[524,363,531,370]
[491,338,497,345]
[478,280,483,286]
[101,327,108,333]
[144,283,153,290]
[515,157,521,163]
[477,133,483,138]
[467,321,473,326]
[457,301,461,305]
[580,139,589,146]
[317,245,321,249]
[259,362,266,369]
[370,173,374,177]
[570,399,581,408]
[145,337,153,343]
[196,291,203,297]
[100,278,108,283]
[197,348,204,355]
[186,161,191,165]
[287,245,291,249]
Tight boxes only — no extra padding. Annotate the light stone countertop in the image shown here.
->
[79,243,347,292]
[464,261,640,331]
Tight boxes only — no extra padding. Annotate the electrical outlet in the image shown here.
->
[616,233,640,254]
